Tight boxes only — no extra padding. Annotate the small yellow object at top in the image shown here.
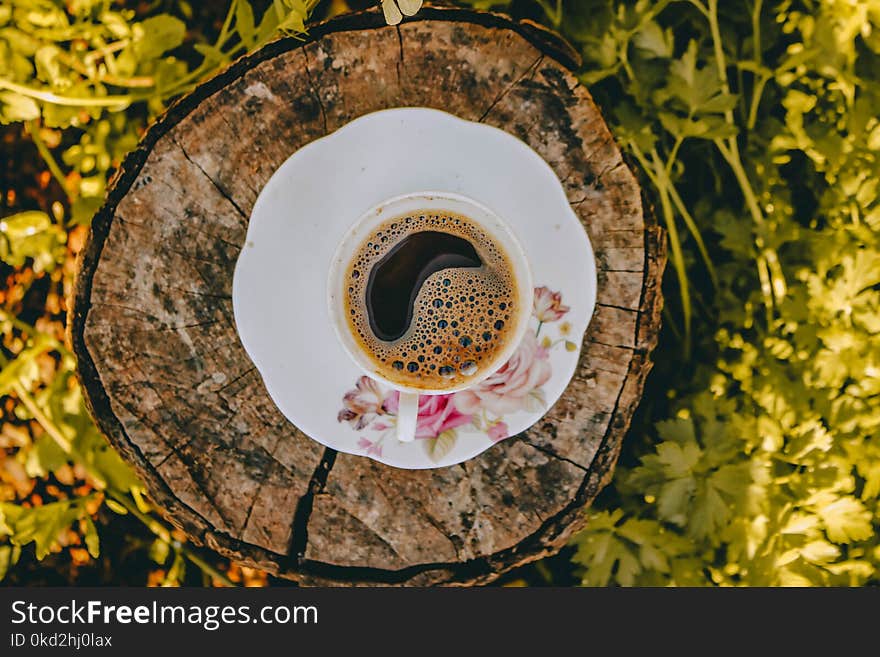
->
[381,0,423,26]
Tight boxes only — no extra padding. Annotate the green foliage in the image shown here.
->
[473,0,880,586]
[0,0,320,585]
[1,496,100,560]
[0,0,319,226]
[0,210,65,272]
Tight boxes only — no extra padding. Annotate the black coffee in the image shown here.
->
[344,211,517,390]
[366,231,482,342]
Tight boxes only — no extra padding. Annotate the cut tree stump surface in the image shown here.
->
[71,6,665,586]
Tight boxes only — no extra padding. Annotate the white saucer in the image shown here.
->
[233,108,596,469]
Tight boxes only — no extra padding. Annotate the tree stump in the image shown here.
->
[71,6,664,586]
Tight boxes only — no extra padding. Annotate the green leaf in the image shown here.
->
[0,544,20,581]
[164,551,186,585]
[149,538,170,565]
[781,513,820,536]
[0,91,40,123]
[632,20,673,59]
[657,477,694,525]
[100,11,132,39]
[274,1,306,34]
[34,45,63,85]
[82,516,100,558]
[255,0,308,42]
[816,497,873,544]
[799,540,840,565]
[25,434,69,478]
[0,497,94,560]
[655,440,701,477]
[658,111,738,140]
[613,102,657,153]
[0,211,66,271]
[689,482,730,540]
[0,333,57,396]
[193,43,226,66]
[0,546,11,581]
[133,15,185,60]
[104,499,129,515]
[235,0,256,47]
[654,40,738,118]
[72,426,142,493]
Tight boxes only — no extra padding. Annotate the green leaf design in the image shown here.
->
[426,429,457,462]
[525,388,546,413]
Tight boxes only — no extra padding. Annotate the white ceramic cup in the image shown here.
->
[327,192,533,443]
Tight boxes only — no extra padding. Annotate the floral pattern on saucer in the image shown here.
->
[337,286,575,462]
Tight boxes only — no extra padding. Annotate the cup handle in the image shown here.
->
[396,392,419,443]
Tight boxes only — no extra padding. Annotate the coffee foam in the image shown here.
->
[344,211,517,390]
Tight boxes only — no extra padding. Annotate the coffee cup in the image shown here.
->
[327,192,533,443]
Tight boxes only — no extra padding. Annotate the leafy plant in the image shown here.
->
[0,0,323,585]
[480,0,880,586]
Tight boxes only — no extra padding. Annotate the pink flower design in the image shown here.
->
[384,392,472,440]
[487,421,509,443]
[340,284,572,459]
[357,437,382,457]
[453,331,552,416]
[338,376,388,430]
[533,286,570,323]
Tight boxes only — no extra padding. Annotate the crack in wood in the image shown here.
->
[288,447,337,560]
[417,503,464,561]
[90,300,160,318]
[213,366,258,395]
[238,431,291,541]
[597,301,640,313]
[116,204,243,251]
[160,286,233,301]
[169,136,249,220]
[300,47,328,135]
[585,336,641,353]
[189,263,234,316]
[478,53,544,123]
[112,217,238,270]
[394,24,405,87]
[118,360,238,532]
[595,160,626,186]
[520,439,590,472]
[126,318,220,334]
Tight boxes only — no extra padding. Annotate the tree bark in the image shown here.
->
[70,5,665,586]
